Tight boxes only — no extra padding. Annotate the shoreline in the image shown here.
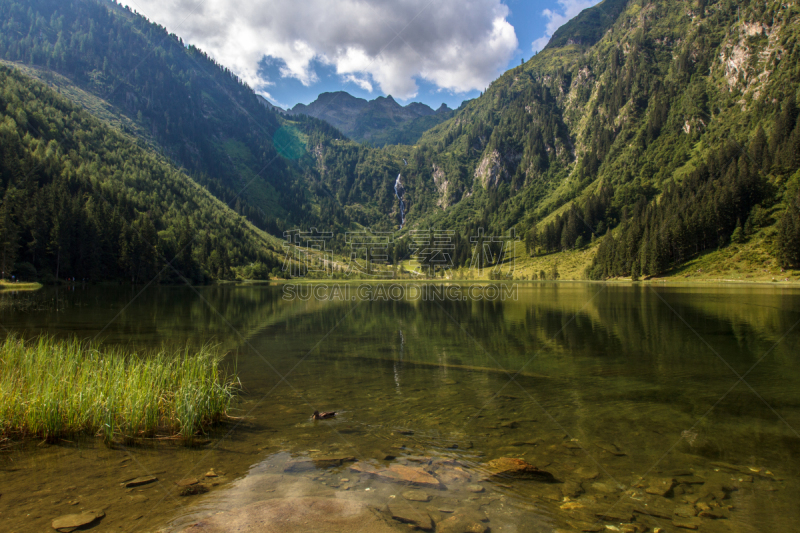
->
[264,278,800,287]
[0,281,43,291]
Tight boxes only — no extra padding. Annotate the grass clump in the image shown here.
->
[0,335,238,444]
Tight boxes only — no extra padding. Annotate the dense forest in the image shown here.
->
[0,0,326,233]
[0,67,281,283]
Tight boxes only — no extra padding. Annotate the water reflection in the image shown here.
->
[1,283,799,532]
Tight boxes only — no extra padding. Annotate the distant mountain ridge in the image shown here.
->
[289,91,453,146]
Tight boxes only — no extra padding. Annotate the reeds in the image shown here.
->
[0,335,238,444]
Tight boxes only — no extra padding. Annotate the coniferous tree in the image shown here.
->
[777,194,800,267]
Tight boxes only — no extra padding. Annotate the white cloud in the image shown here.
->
[531,0,601,53]
[119,0,518,100]
[344,74,374,92]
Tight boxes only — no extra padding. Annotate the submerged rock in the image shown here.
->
[633,498,673,520]
[673,504,698,518]
[179,484,209,496]
[387,503,433,530]
[574,466,599,480]
[402,490,432,502]
[52,510,104,532]
[123,476,157,488]
[183,497,401,533]
[284,456,357,472]
[672,516,701,530]
[482,458,557,482]
[350,462,443,489]
[645,477,675,496]
[436,510,489,533]
[434,465,472,485]
[595,507,634,522]
[593,440,626,456]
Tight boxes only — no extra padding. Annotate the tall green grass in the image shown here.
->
[0,335,238,443]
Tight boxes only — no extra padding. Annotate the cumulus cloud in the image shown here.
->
[119,0,518,100]
[531,0,601,53]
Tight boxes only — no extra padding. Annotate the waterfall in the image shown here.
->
[394,173,405,229]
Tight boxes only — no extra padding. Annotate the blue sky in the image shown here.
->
[121,0,601,110]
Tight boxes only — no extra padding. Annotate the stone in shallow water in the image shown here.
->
[482,458,557,482]
[672,516,701,530]
[123,476,157,488]
[387,503,433,530]
[179,484,209,496]
[562,480,584,498]
[177,478,199,487]
[402,490,431,502]
[436,510,488,533]
[52,510,104,532]
[595,507,634,522]
[673,504,697,518]
[645,477,675,496]
[575,467,599,480]
[698,506,729,519]
[183,497,401,533]
[590,482,619,494]
[435,465,472,485]
[466,484,484,493]
[633,498,673,520]
[593,440,626,456]
[566,522,603,532]
[350,462,443,489]
[284,457,357,472]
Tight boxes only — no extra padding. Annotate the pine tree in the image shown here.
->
[777,195,800,267]
[0,200,19,278]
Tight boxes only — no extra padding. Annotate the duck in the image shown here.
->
[311,410,336,420]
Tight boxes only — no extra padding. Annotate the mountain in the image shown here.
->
[0,0,330,234]
[289,92,453,146]
[1,0,799,282]
[0,66,283,283]
[304,0,800,275]
[257,95,285,113]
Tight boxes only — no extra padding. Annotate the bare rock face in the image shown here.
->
[482,458,557,482]
[183,497,401,533]
[350,462,443,489]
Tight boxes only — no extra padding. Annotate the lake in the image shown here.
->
[1,282,799,532]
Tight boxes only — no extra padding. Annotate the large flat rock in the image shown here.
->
[183,497,401,533]
[350,462,443,489]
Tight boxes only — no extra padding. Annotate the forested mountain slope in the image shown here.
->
[306,0,800,275]
[0,0,319,233]
[1,0,799,281]
[0,66,283,283]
